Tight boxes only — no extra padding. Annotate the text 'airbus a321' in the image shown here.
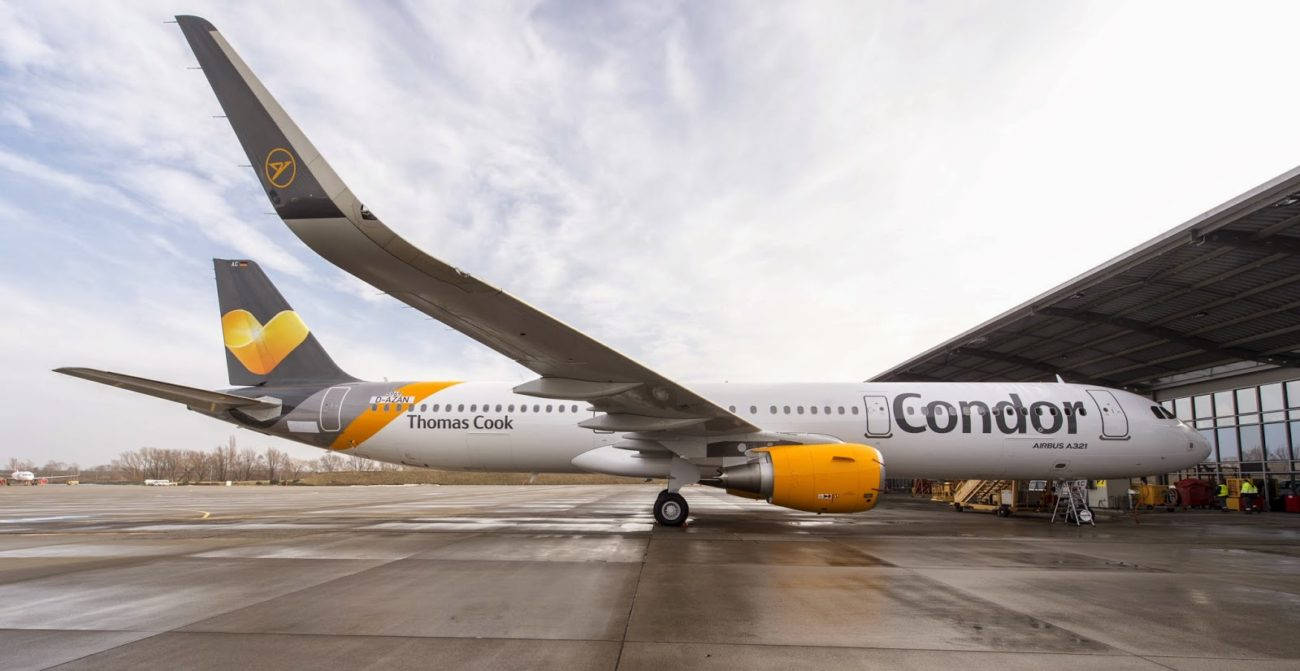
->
[58,16,1210,526]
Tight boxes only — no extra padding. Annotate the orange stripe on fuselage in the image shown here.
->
[330,381,461,450]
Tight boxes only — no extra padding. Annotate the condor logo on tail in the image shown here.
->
[221,309,310,374]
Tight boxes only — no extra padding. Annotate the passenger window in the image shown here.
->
[419,404,427,412]
[749,405,757,414]
[572,405,578,413]
[534,405,540,412]
[458,404,465,412]
[470,404,477,412]
[797,406,804,415]
[851,407,859,415]
[824,406,831,415]
[382,404,390,412]
[810,406,817,415]
[496,404,503,412]
[508,404,515,412]
[546,404,553,412]
[770,405,777,414]
[728,405,736,413]
[520,405,527,413]
[783,406,791,414]
[837,407,844,415]
[371,404,378,411]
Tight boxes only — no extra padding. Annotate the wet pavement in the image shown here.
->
[1,484,1297,670]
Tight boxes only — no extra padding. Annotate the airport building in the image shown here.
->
[873,165,1300,507]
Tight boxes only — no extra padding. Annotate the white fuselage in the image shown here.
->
[336,381,1210,480]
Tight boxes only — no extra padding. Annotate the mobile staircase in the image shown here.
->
[951,479,1016,517]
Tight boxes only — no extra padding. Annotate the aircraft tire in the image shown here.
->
[654,491,688,527]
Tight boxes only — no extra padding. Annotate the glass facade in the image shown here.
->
[1164,378,1300,481]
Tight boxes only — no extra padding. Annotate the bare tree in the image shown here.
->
[265,447,289,483]
[317,452,344,472]
[283,458,309,483]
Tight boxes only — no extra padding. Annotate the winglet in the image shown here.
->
[174,15,356,221]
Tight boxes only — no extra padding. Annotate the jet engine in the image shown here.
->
[702,443,885,513]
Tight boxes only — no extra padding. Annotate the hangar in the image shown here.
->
[872,165,1300,501]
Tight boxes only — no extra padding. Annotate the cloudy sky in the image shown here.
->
[5,0,1300,467]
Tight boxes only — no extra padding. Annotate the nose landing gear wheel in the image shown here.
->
[654,490,688,526]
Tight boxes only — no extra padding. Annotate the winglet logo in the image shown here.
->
[264,147,297,189]
[221,309,310,375]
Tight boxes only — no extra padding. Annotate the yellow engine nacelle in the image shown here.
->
[706,443,885,513]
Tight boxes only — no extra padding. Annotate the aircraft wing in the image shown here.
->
[175,15,758,436]
[54,368,281,416]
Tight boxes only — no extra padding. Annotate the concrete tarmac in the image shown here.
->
[1,484,1297,670]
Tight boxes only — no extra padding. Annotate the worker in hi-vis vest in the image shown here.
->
[1215,480,1229,511]
[1240,479,1259,513]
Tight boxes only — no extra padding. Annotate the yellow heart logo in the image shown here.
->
[221,309,310,375]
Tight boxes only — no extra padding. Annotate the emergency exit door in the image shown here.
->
[1086,389,1129,439]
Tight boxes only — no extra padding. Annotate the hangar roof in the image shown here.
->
[869,166,1300,395]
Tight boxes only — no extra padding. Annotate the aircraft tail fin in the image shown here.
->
[175,15,359,222]
[214,259,353,386]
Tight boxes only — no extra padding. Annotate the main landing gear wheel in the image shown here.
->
[654,490,689,527]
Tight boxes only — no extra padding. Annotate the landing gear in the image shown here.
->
[654,490,689,527]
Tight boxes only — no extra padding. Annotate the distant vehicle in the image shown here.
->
[4,471,78,486]
[143,479,177,486]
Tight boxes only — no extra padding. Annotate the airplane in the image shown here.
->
[56,16,1210,526]
[4,471,77,486]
